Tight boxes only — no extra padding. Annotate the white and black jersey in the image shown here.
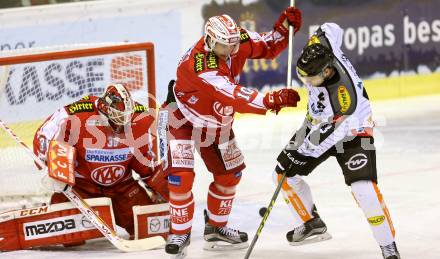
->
[294,23,374,158]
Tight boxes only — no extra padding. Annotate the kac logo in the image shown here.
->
[345,153,368,171]
[91,165,125,186]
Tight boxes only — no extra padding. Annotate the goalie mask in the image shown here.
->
[204,14,241,56]
[97,84,134,126]
[296,43,334,86]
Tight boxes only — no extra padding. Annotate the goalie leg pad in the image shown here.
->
[0,197,115,251]
[133,203,170,241]
[111,180,155,236]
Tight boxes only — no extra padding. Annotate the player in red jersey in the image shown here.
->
[160,7,302,257]
[33,84,168,240]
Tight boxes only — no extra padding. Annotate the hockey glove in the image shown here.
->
[275,148,309,178]
[146,166,169,202]
[263,88,300,114]
[274,7,302,37]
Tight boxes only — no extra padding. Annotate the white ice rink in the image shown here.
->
[3,95,440,259]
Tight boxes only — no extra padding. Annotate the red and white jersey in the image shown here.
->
[33,95,156,189]
[174,28,288,129]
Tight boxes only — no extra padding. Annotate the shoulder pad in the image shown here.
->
[193,52,219,73]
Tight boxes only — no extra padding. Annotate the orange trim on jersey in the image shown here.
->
[277,174,312,222]
[373,182,396,237]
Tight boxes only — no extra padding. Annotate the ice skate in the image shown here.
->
[286,210,332,246]
[165,233,190,259]
[203,210,248,251]
[380,242,401,259]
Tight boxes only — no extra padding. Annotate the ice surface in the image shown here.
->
[2,95,440,259]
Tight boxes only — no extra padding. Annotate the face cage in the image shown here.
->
[106,100,134,126]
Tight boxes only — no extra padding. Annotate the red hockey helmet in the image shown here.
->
[97,84,134,126]
[204,14,241,55]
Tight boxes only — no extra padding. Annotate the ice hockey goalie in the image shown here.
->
[0,84,169,251]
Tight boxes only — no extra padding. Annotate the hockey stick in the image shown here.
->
[244,172,287,259]
[286,0,296,88]
[0,119,165,252]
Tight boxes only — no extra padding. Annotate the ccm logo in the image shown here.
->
[345,153,368,171]
[91,165,125,186]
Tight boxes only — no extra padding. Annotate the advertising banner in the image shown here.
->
[202,0,440,90]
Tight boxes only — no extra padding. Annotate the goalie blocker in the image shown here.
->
[0,198,169,251]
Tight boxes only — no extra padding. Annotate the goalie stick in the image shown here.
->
[0,119,165,252]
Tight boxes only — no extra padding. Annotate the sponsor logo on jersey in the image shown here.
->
[218,139,244,170]
[194,52,218,73]
[213,101,234,117]
[188,95,199,105]
[194,53,205,73]
[91,165,126,186]
[85,148,132,163]
[147,215,170,234]
[368,215,385,226]
[168,175,181,186]
[206,52,219,69]
[67,102,94,115]
[240,30,250,43]
[345,153,368,171]
[134,104,147,113]
[170,140,195,168]
[338,86,351,113]
[23,213,94,240]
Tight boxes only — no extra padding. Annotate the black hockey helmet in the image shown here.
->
[296,43,334,77]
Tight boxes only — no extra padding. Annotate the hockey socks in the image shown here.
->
[351,180,396,247]
[206,182,235,227]
[169,194,194,235]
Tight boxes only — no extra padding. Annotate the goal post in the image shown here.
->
[0,42,157,211]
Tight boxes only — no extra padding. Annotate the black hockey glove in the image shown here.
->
[275,148,309,178]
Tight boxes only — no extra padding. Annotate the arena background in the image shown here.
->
[0,2,439,258]
[0,0,439,103]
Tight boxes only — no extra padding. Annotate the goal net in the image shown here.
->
[0,42,156,211]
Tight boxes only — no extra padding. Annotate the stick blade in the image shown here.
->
[114,236,165,252]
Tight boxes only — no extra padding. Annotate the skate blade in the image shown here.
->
[288,232,332,246]
[203,241,249,251]
[170,246,188,259]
